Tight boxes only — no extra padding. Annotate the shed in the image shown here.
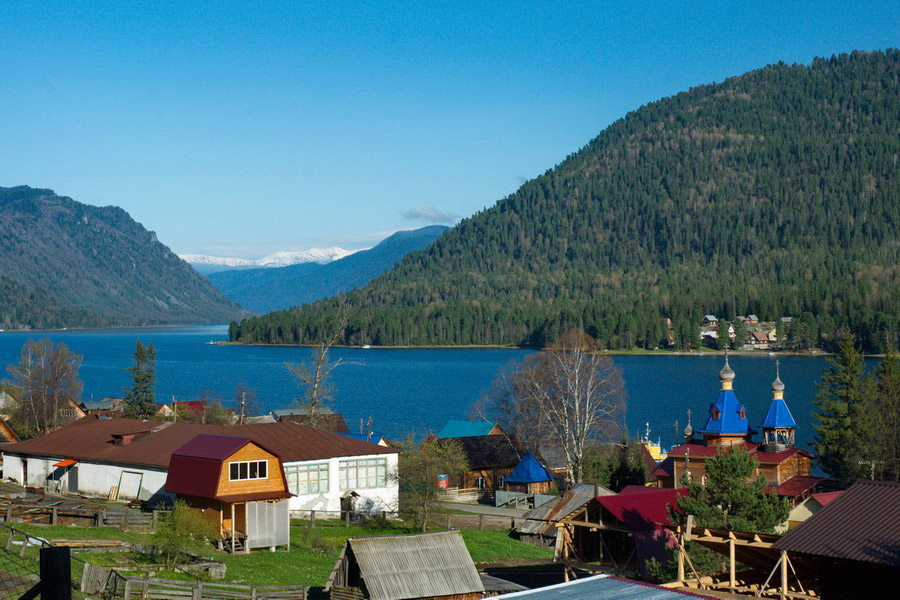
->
[772,479,900,599]
[327,530,485,600]
[504,451,555,495]
[516,483,614,548]
[166,434,291,552]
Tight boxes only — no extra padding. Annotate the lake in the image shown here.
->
[0,325,854,453]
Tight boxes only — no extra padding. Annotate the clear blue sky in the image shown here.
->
[1,1,896,258]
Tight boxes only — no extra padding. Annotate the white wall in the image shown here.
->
[286,452,398,515]
[2,452,171,502]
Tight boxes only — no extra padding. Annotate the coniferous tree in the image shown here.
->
[812,335,871,485]
[673,445,789,533]
[124,340,156,418]
[857,347,900,481]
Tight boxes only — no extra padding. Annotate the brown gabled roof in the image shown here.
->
[3,415,397,470]
[773,479,900,566]
[447,434,528,470]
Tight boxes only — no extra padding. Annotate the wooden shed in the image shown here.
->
[165,434,292,552]
[326,530,486,600]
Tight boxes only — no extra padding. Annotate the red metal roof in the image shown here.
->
[4,415,397,470]
[811,491,842,507]
[773,480,900,566]
[769,475,824,497]
[597,488,686,532]
[172,434,253,460]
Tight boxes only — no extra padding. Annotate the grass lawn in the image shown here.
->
[12,520,551,587]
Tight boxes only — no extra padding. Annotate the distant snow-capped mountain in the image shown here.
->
[182,247,360,275]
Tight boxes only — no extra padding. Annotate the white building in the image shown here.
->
[2,416,398,515]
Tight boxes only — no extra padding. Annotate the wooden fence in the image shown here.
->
[0,494,158,530]
[100,570,307,600]
[289,509,523,531]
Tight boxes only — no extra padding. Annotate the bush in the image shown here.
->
[153,500,217,569]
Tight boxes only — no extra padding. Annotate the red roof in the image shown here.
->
[4,415,397,470]
[597,488,686,531]
[773,480,900,566]
[769,475,824,497]
[172,434,254,460]
[666,442,809,466]
[811,491,842,507]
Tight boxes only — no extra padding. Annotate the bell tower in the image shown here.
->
[760,361,797,452]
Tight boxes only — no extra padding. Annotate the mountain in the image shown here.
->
[230,50,900,352]
[182,247,358,275]
[208,226,448,313]
[0,186,248,327]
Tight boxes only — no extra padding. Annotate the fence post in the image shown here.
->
[5,503,12,521]
[123,579,132,600]
[152,510,158,532]
[447,514,452,529]
[310,510,316,529]
[39,546,72,600]
[511,517,515,530]
[479,514,484,530]
[345,511,350,528]
[51,507,58,525]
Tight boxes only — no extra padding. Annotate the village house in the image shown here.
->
[271,407,351,433]
[1,415,398,515]
[652,358,820,506]
[166,433,292,552]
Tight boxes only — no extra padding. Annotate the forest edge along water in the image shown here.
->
[0,325,850,455]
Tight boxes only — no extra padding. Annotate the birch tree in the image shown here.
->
[482,330,626,484]
[4,339,83,435]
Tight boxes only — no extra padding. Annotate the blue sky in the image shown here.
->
[1,1,897,258]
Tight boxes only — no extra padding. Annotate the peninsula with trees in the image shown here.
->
[231,50,900,353]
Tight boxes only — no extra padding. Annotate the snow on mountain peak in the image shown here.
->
[180,247,361,274]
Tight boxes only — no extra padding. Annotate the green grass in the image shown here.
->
[10,521,551,587]
[460,529,553,563]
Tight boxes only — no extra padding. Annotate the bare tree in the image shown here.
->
[284,320,356,429]
[4,339,83,435]
[393,436,469,532]
[479,331,626,485]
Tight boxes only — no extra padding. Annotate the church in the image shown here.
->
[652,356,821,505]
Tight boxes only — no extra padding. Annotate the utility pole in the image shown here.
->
[240,391,246,425]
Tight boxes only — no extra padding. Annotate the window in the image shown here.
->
[285,462,330,495]
[339,457,387,490]
[475,476,486,490]
[228,460,268,481]
[498,476,505,489]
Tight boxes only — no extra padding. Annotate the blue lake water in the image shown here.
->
[0,325,858,453]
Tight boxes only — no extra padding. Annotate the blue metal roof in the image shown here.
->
[436,420,496,439]
[697,389,756,436]
[498,574,715,599]
[761,398,797,429]
[505,451,554,484]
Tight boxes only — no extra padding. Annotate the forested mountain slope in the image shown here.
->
[207,226,448,313]
[231,50,900,351]
[0,186,247,326]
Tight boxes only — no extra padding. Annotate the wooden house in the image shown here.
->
[166,434,292,552]
[436,434,529,495]
[326,530,485,600]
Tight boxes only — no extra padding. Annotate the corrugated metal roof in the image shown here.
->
[597,488,686,532]
[3,415,397,470]
[518,483,614,537]
[769,475,824,498]
[773,479,900,566]
[496,574,717,598]
[347,530,484,600]
[436,420,497,438]
[172,434,252,460]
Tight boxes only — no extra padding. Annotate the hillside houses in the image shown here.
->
[1,414,398,514]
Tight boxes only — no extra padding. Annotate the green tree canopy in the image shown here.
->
[124,340,156,418]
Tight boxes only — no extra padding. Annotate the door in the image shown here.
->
[117,471,143,500]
